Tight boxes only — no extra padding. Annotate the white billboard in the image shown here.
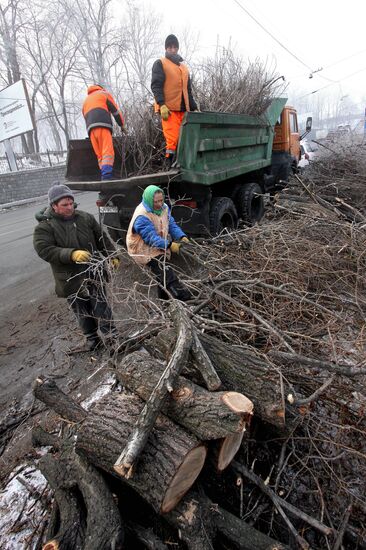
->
[0,79,34,142]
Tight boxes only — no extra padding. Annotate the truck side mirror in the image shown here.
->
[306,117,312,132]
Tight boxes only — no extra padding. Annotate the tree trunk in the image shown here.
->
[165,490,289,550]
[33,379,207,514]
[39,447,124,550]
[114,302,193,478]
[116,350,253,440]
[147,331,285,428]
[76,392,206,514]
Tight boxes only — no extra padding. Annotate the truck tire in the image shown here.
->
[209,197,238,235]
[234,182,264,226]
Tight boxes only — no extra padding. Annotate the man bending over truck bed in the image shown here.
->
[82,84,125,180]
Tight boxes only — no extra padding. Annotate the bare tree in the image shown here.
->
[0,0,36,153]
[119,0,161,101]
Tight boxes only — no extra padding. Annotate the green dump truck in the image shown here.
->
[66,98,311,238]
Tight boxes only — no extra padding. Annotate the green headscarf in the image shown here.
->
[142,185,165,215]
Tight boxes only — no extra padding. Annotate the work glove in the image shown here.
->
[170,242,181,254]
[160,105,170,121]
[71,250,91,263]
[180,237,190,243]
[110,258,120,269]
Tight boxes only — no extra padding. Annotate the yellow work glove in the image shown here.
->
[170,242,181,254]
[111,258,120,269]
[160,105,170,121]
[181,237,190,243]
[71,250,91,263]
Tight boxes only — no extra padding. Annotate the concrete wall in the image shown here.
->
[0,165,65,205]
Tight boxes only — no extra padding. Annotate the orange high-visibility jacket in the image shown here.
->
[154,57,190,112]
[82,85,124,135]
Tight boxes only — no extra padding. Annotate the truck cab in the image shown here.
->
[273,107,312,176]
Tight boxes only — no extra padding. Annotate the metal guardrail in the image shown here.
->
[0,150,67,174]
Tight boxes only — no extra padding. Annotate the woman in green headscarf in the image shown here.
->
[126,185,191,300]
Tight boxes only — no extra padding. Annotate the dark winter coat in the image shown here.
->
[33,206,110,298]
[151,54,197,111]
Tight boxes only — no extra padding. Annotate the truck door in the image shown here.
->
[289,110,300,162]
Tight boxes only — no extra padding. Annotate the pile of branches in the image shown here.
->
[114,48,286,177]
[297,138,366,215]
[99,177,365,548]
[193,49,285,115]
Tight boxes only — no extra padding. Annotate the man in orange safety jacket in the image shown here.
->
[82,84,125,180]
[151,35,198,168]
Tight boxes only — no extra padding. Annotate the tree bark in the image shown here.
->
[147,331,285,428]
[33,377,87,424]
[76,392,206,514]
[190,330,221,390]
[165,490,289,550]
[114,302,193,478]
[116,351,253,441]
[39,447,123,550]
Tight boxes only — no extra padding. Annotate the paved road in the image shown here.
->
[0,193,99,318]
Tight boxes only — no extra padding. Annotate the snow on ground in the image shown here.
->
[80,372,117,410]
[0,464,48,549]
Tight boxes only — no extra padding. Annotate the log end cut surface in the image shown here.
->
[221,392,254,415]
[161,445,207,514]
[217,432,244,471]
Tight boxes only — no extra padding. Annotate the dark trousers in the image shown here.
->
[67,283,116,343]
[147,256,191,301]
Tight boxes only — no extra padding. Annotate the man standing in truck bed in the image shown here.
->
[151,34,198,168]
[82,84,125,180]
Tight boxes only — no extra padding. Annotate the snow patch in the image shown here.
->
[81,373,116,409]
[0,465,48,549]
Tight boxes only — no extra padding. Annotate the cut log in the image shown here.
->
[33,378,206,514]
[114,302,193,478]
[214,431,245,471]
[165,490,289,550]
[42,487,85,550]
[190,330,221,390]
[76,392,207,513]
[147,330,285,427]
[33,377,87,423]
[116,350,253,440]
[39,447,124,550]
[126,520,169,549]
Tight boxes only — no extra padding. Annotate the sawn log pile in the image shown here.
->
[30,145,366,549]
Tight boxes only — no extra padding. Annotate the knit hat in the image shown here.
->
[165,34,179,50]
[48,182,74,205]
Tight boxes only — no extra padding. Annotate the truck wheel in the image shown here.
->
[209,197,238,235]
[234,182,264,226]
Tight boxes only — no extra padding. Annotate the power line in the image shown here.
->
[231,0,313,71]
[298,65,366,99]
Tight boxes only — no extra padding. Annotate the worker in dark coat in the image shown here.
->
[151,34,198,167]
[33,183,119,350]
[82,84,125,180]
[126,185,191,301]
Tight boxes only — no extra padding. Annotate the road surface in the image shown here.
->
[0,193,99,319]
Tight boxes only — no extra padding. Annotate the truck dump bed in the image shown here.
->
[66,98,287,190]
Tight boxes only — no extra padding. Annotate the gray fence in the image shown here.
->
[0,150,67,174]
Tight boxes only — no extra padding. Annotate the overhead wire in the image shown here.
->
[298,65,366,99]
[231,0,314,71]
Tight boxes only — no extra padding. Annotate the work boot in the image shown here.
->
[167,282,192,302]
[86,336,103,351]
[164,153,175,171]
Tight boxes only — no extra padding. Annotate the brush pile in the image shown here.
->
[24,143,366,550]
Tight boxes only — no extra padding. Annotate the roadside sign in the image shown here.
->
[0,80,34,142]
